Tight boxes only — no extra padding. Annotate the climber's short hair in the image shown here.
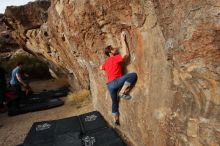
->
[104,45,113,57]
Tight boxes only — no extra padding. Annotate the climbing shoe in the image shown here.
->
[113,120,120,127]
[118,93,132,100]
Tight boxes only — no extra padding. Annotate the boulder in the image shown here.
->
[3,0,220,145]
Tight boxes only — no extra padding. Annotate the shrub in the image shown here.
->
[67,89,90,108]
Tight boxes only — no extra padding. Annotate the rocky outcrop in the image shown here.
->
[4,0,220,146]
[4,0,66,78]
[153,1,220,145]
[0,14,19,53]
[0,14,22,61]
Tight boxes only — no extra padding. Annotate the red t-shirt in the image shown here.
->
[102,54,123,83]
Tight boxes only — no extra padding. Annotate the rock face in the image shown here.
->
[0,14,22,61]
[0,14,19,53]
[4,0,220,146]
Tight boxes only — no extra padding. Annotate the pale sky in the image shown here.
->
[0,0,35,13]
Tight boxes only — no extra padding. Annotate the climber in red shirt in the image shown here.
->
[100,31,137,126]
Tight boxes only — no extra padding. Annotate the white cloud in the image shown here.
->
[0,0,35,13]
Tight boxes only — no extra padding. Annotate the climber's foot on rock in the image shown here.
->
[113,120,120,127]
[119,93,132,100]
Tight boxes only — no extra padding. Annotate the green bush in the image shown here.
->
[0,55,51,79]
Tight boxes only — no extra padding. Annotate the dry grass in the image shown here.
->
[67,89,90,108]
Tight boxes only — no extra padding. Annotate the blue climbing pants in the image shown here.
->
[107,72,137,116]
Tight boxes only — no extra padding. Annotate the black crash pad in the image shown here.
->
[23,121,56,146]
[23,117,83,146]
[31,87,70,99]
[55,116,82,134]
[8,98,64,116]
[82,128,125,146]
[55,132,82,146]
[21,111,126,146]
[79,111,108,133]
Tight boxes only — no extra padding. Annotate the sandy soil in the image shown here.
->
[0,79,93,146]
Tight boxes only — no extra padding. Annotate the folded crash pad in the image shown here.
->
[7,87,68,116]
[8,97,64,116]
[31,87,70,99]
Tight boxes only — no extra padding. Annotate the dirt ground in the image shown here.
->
[0,79,93,146]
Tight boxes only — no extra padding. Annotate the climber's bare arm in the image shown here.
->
[120,31,129,59]
[16,73,27,87]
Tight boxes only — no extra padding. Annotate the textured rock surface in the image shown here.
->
[153,1,220,145]
[0,14,22,61]
[4,0,220,146]
[0,14,19,53]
